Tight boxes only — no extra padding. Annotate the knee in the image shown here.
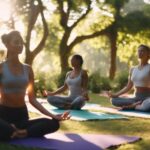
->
[72,96,85,109]
[47,96,55,103]
[47,119,60,132]
[52,119,60,132]
[45,118,60,132]
[138,100,150,112]
[111,98,118,106]
[74,96,85,103]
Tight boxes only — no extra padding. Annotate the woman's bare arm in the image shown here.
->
[81,70,89,100]
[108,68,134,98]
[27,66,69,120]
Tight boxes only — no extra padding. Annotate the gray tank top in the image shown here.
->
[1,62,29,94]
[65,70,83,97]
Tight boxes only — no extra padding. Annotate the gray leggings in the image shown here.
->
[47,95,85,109]
[135,98,150,111]
[111,92,150,111]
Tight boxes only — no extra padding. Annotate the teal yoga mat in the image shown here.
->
[27,102,127,121]
[42,103,127,121]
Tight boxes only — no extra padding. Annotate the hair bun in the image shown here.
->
[1,34,8,44]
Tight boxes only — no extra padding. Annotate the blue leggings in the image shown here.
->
[48,95,85,109]
[0,105,59,141]
[111,92,150,111]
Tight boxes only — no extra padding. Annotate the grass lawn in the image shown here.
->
[1,93,150,150]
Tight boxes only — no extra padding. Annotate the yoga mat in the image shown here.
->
[9,133,140,150]
[27,103,126,121]
[96,106,150,119]
[47,108,127,121]
[26,98,102,110]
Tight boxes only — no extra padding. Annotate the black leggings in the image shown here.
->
[0,105,59,141]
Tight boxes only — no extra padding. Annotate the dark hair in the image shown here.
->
[72,54,83,66]
[1,30,21,46]
[138,44,150,53]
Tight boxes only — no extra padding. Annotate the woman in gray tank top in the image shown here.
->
[107,44,150,111]
[44,54,89,110]
[0,31,69,141]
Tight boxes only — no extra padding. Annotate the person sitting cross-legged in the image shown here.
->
[44,54,89,110]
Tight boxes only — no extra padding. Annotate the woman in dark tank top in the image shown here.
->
[0,30,70,141]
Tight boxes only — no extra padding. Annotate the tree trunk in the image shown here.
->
[58,42,71,87]
[108,31,117,80]
[59,29,72,75]
[24,50,34,65]
[59,46,70,75]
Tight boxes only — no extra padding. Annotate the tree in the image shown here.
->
[102,0,129,79]
[55,0,112,76]
[11,0,49,65]
[100,0,150,79]
[52,0,131,79]
[54,0,150,80]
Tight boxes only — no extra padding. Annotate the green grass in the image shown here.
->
[1,93,150,150]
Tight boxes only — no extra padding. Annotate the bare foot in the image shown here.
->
[121,101,142,110]
[11,129,28,139]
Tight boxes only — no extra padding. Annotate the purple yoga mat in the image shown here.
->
[9,133,140,150]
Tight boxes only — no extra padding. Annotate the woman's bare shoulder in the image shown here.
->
[66,71,72,76]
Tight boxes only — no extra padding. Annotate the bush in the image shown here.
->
[100,77,112,91]
[89,72,112,93]
[89,72,101,93]
[34,72,57,97]
[57,71,66,87]
[114,71,128,91]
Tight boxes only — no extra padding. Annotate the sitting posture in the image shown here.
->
[107,44,150,111]
[44,54,89,110]
[0,31,69,141]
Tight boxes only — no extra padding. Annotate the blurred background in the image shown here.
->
[0,0,149,96]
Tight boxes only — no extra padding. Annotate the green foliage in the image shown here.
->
[105,0,129,10]
[57,71,66,88]
[89,72,112,93]
[100,77,112,91]
[114,71,128,91]
[89,71,128,93]
[45,14,62,54]
[143,4,150,17]
[121,11,150,34]
[59,0,91,12]
[34,72,57,97]
[89,72,102,93]
[117,31,150,67]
